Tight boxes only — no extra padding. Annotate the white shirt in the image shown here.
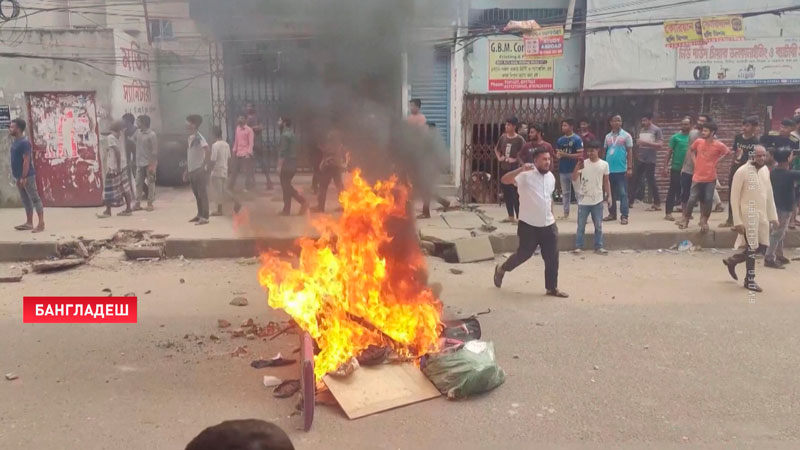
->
[515,169,556,227]
[106,134,127,172]
[577,159,609,206]
[210,140,231,178]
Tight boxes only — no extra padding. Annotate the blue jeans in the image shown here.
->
[608,172,629,219]
[559,172,576,216]
[576,202,604,250]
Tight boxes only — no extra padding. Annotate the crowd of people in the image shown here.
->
[491,110,800,295]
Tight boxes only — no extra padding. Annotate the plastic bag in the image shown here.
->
[422,340,505,400]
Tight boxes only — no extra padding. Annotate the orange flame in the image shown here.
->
[258,170,442,380]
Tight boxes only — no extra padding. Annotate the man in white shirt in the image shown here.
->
[572,141,611,253]
[209,126,241,216]
[493,147,568,298]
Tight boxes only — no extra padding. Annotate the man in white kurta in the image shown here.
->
[723,146,779,292]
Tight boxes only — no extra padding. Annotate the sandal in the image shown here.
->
[546,289,569,298]
[677,221,689,230]
[96,213,112,219]
[117,211,133,217]
[647,205,662,212]
[700,223,709,233]
[14,224,33,231]
[273,380,301,398]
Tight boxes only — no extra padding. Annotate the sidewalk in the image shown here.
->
[1,174,798,261]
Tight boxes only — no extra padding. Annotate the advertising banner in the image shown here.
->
[664,19,704,48]
[489,38,555,92]
[700,15,745,43]
[523,26,565,58]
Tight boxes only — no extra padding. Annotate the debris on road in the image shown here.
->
[123,246,164,260]
[230,296,248,306]
[237,257,258,266]
[356,345,389,366]
[422,340,506,400]
[251,354,297,369]
[209,334,220,341]
[263,376,282,388]
[230,346,249,357]
[179,278,185,284]
[232,329,245,338]
[241,318,254,327]
[31,258,86,274]
[449,268,464,275]
[5,373,19,381]
[329,357,359,378]
[273,380,301,398]
[123,292,135,297]
[217,319,231,329]
[0,274,23,283]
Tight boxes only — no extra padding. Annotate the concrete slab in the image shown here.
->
[440,210,486,230]
[453,236,495,263]
[418,226,472,245]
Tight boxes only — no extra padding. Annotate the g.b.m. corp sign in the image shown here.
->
[489,37,555,92]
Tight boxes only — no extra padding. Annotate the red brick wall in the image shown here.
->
[650,94,768,201]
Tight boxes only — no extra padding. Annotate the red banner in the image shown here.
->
[23,297,138,324]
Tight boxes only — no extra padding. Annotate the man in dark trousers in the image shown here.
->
[493,147,568,298]
[9,119,45,233]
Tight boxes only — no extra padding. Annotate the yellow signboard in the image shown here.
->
[489,38,554,92]
[701,15,745,43]
[664,19,703,48]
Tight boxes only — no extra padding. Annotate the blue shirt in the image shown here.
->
[604,129,633,174]
[10,137,35,179]
[556,134,584,174]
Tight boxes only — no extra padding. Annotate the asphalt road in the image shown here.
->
[1,249,799,450]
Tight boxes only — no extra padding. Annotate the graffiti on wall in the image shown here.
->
[113,36,161,127]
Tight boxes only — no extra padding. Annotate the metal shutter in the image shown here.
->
[409,48,451,148]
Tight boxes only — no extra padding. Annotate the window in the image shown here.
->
[148,19,174,41]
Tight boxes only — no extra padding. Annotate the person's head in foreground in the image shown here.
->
[586,141,601,161]
[185,419,294,450]
[531,147,552,173]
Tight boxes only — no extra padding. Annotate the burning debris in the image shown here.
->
[258,170,443,381]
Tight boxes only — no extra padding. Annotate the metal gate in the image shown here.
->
[460,94,641,203]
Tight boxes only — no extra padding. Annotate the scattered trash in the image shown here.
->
[230,296,248,307]
[441,317,482,342]
[535,322,545,327]
[422,340,506,400]
[449,269,464,275]
[144,290,152,295]
[218,319,232,329]
[237,257,258,266]
[677,240,694,252]
[102,288,112,293]
[263,376,283,388]
[512,354,520,359]
[246,334,256,340]
[241,318,254,327]
[479,224,497,233]
[231,346,248,357]
[251,354,297,369]
[209,335,220,341]
[232,329,245,338]
[357,345,389,366]
[31,258,86,273]
[273,380,301,398]
[5,373,19,381]
[593,365,600,371]
[123,292,135,297]
[330,357,360,378]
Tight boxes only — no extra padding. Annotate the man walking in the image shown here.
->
[629,113,662,210]
[555,119,584,219]
[210,125,241,216]
[493,148,568,298]
[229,115,255,192]
[603,115,634,225]
[9,118,45,233]
[663,117,692,221]
[185,114,211,225]
[133,114,157,211]
[678,122,731,232]
[246,102,273,190]
[277,117,308,216]
[765,149,800,268]
[723,146,778,292]
[720,116,760,228]
[572,141,611,254]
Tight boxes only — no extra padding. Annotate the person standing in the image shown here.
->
[122,113,137,188]
[723,146,778,292]
[763,118,800,229]
[629,113,663,210]
[9,119,45,233]
[764,149,800,268]
[555,119,584,219]
[132,114,157,212]
[520,123,554,163]
[246,102,273,190]
[578,118,597,148]
[678,114,709,220]
[316,129,347,213]
[791,116,800,229]
[663,117,692,221]
[407,99,427,128]
[678,122,731,232]
[417,122,451,218]
[495,117,526,223]
[229,115,255,192]
[99,121,133,218]
[209,126,241,216]
[277,117,308,216]
[185,114,211,225]
[720,116,760,228]
[493,148,568,298]
[572,141,611,254]
[602,115,634,225]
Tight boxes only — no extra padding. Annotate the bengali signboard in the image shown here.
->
[489,38,555,92]
[523,26,564,58]
[676,38,800,87]
[701,15,745,43]
[664,19,704,48]
[112,36,161,129]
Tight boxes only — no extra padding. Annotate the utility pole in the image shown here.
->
[142,0,152,44]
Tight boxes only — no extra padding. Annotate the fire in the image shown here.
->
[258,170,442,380]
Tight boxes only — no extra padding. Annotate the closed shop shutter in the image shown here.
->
[409,48,451,148]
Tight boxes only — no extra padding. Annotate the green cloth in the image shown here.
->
[669,132,690,171]
[279,129,296,160]
[793,155,800,171]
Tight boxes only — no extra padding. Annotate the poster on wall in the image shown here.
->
[676,37,800,87]
[489,38,554,91]
[523,26,564,58]
[664,19,704,48]
[112,36,161,130]
[701,16,745,43]
[0,105,10,129]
